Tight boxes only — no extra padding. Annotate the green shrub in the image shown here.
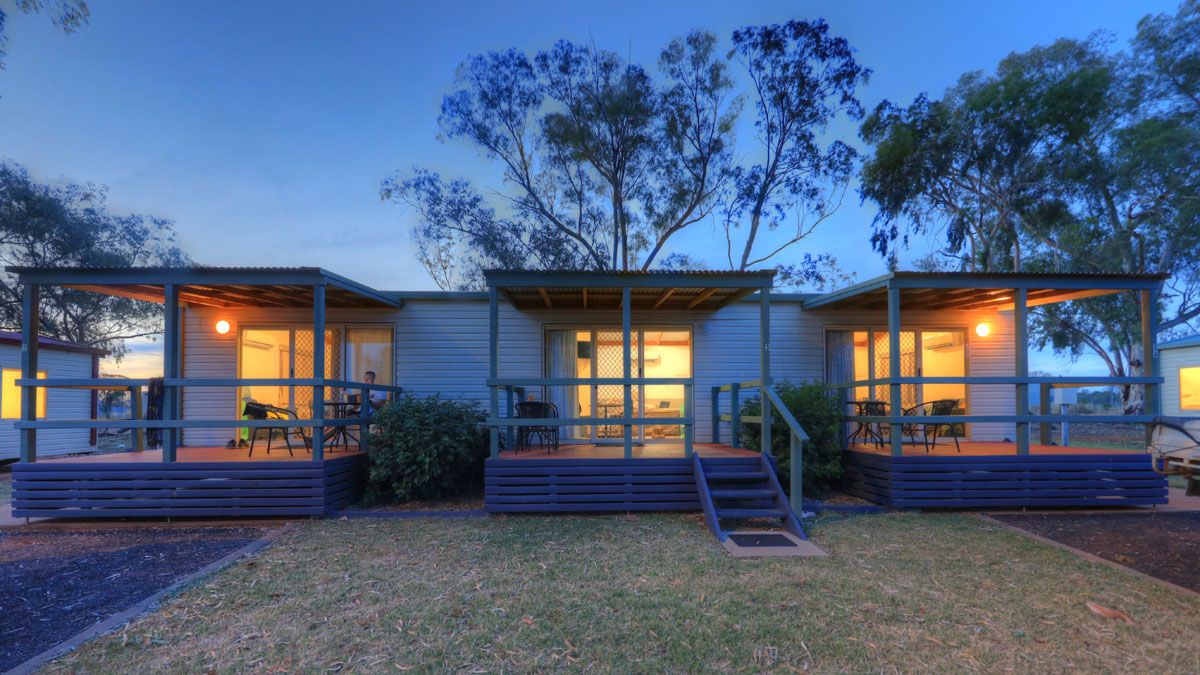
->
[363,394,489,504]
[738,380,844,498]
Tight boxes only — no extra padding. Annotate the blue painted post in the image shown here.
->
[730,383,741,448]
[887,285,903,457]
[489,287,500,459]
[1014,287,1029,455]
[20,283,38,463]
[622,286,633,460]
[130,385,145,452]
[162,284,179,463]
[711,386,720,444]
[684,382,693,457]
[312,283,326,462]
[1142,288,1158,448]
[790,432,803,515]
[505,385,515,451]
[359,386,369,453]
[1039,383,1051,446]
[760,289,771,456]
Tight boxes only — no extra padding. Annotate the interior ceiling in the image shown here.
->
[808,286,1126,312]
[65,283,396,309]
[500,285,757,311]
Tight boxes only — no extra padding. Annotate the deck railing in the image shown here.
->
[826,375,1162,455]
[486,377,694,458]
[14,376,402,463]
[711,380,810,513]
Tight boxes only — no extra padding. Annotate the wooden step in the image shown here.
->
[706,471,767,480]
[711,489,774,499]
[717,507,786,519]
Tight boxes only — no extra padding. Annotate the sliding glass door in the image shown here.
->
[545,328,691,444]
[827,327,967,415]
[238,325,393,419]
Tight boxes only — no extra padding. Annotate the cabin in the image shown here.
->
[6,266,1169,531]
[0,332,105,461]
[1158,335,1200,417]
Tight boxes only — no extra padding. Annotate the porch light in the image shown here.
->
[215,319,232,335]
[975,322,990,338]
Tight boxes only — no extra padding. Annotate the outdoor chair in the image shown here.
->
[242,401,310,457]
[901,399,962,453]
[849,400,889,449]
[514,400,560,453]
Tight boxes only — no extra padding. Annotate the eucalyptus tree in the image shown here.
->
[384,21,868,290]
[858,3,1200,412]
[0,161,189,358]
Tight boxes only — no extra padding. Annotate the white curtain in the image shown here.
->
[545,330,581,439]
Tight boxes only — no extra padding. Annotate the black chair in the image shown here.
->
[849,400,889,449]
[901,399,962,453]
[514,401,560,453]
[243,401,310,457]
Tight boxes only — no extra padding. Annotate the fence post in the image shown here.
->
[489,287,500,459]
[730,383,741,448]
[1039,383,1051,446]
[790,432,803,516]
[359,386,369,453]
[130,385,145,452]
[711,385,720,445]
[20,283,39,463]
[505,385,515,451]
[684,382,694,457]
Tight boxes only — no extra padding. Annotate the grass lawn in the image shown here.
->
[50,513,1200,673]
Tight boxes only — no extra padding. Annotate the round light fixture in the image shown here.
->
[215,319,232,335]
[975,322,990,338]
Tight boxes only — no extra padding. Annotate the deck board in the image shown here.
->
[499,442,756,460]
[26,445,363,464]
[847,441,1146,457]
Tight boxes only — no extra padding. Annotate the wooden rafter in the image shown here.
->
[652,288,676,309]
[687,287,721,309]
[537,287,553,308]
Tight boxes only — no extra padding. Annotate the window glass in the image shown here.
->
[1181,366,1200,410]
[2,369,47,419]
[346,327,393,386]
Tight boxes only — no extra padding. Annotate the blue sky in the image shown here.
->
[0,0,1176,376]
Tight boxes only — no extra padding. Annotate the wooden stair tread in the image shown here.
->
[716,507,786,519]
[711,489,774,499]
[706,471,767,480]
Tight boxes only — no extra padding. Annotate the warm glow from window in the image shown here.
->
[975,323,990,338]
[215,319,232,335]
[1182,366,1200,411]
[2,369,47,419]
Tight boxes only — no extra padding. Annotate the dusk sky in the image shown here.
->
[0,0,1175,376]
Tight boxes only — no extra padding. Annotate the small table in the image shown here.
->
[323,401,360,452]
[849,400,888,449]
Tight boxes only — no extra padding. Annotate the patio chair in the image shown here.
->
[901,399,962,453]
[514,400,559,453]
[848,400,889,449]
[242,401,310,458]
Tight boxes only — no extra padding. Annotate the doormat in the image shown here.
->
[728,533,797,548]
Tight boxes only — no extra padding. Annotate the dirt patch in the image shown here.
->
[993,512,1200,593]
[0,526,267,670]
[358,491,485,512]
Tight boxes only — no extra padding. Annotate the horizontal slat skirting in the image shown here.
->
[842,450,1168,508]
[486,501,702,513]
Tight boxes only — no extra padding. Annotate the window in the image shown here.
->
[2,369,47,419]
[1181,366,1200,411]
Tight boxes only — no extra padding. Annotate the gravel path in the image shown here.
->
[0,526,267,670]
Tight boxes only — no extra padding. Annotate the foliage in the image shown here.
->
[0,0,89,69]
[383,21,868,291]
[858,2,1200,412]
[363,395,489,504]
[0,161,189,359]
[736,380,844,497]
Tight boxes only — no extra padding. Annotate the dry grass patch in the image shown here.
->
[50,513,1200,673]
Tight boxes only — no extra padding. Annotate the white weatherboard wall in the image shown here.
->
[181,306,402,447]
[394,296,1017,444]
[1160,343,1200,417]
[0,343,96,460]
[180,297,1018,447]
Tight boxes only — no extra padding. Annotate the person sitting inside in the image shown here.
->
[362,370,386,418]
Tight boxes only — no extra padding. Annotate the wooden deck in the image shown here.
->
[11,445,367,519]
[847,441,1147,457]
[498,442,757,460]
[31,444,363,464]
